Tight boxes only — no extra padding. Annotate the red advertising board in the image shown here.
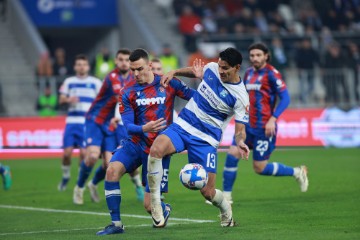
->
[0,108,359,159]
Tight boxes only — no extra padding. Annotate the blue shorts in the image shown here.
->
[115,124,129,147]
[84,118,117,152]
[110,140,170,193]
[232,127,277,161]
[161,123,218,173]
[63,124,85,148]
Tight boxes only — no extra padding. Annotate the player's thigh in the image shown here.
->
[63,125,77,148]
[151,125,184,157]
[102,133,118,153]
[110,141,142,177]
[187,139,218,174]
[84,119,104,149]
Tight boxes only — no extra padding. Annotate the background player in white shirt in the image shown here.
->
[58,54,102,191]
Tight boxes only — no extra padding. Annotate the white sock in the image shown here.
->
[293,167,301,177]
[211,189,230,214]
[112,221,123,227]
[223,191,232,200]
[61,165,71,179]
[131,174,142,187]
[147,156,163,209]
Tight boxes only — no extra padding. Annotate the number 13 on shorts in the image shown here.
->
[206,153,216,169]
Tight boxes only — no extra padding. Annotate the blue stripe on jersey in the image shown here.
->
[68,83,97,90]
[180,108,222,141]
[78,96,95,103]
[203,69,236,108]
[68,111,87,117]
[193,93,227,121]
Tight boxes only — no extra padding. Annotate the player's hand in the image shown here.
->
[265,116,277,137]
[67,96,79,104]
[237,141,250,160]
[142,118,167,133]
[161,71,175,88]
[192,58,204,79]
[110,117,120,129]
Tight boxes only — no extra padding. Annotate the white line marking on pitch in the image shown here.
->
[0,204,215,223]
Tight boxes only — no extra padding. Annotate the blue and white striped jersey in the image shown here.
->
[175,62,249,147]
[59,76,102,124]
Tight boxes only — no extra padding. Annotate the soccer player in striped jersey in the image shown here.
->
[147,47,250,228]
[97,49,194,235]
[58,54,102,191]
[222,43,309,204]
[73,49,141,205]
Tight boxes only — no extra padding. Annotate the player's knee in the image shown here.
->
[62,154,71,164]
[253,162,265,174]
[87,153,98,165]
[105,166,120,181]
[149,144,165,159]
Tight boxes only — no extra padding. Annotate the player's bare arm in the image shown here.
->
[161,58,205,87]
[234,122,250,160]
[265,116,277,137]
[142,118,167,133]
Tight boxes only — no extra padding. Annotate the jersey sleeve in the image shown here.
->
[234,91,250,124]
[59,78,70,96]
[268,68,287,94]
[169,77,195,100]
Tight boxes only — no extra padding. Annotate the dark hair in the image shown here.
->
[248,42,271,62]
[151,58,161,63]
[116,48,131,57]
[219,47,243,67]
[129,48,149,62]
[75,54,88,62]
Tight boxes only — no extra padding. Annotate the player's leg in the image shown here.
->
[129,168,144,201]
[148,126,181,227]
[0,163,12,190]
[188,138,235,227]
[88,134,117,202]
[222,136,243,204]
[144,155,171,226]
[58,124,75,191]
[58,147,73,191]
[252,132,309,192]
[97,141,141,235]
[73,120,103,204]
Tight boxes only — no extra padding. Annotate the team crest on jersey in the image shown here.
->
[113,84,121,90]
[87,138,92,144]
[220,89,229,98]
[159,87,165,92]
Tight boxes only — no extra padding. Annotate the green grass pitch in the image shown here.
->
[0,148,359,239]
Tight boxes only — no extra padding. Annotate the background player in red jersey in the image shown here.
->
[96,48,194,235]
[73,49,143,205]
[222,43,309,204]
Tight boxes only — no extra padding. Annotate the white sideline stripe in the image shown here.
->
[0,205,215,223]
[0,223,180,236]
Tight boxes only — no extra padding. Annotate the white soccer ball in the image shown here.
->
[179,163,208,190]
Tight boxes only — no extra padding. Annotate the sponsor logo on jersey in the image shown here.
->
[135,97,166,106]
[245,84,261,91]
[220,89,229,98]
[199,84,220,106]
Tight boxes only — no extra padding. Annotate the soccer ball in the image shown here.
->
[179,163,208,190]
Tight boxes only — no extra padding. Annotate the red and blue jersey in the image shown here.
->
[86,68,135,131]
[244,63,289,129]
[120,74,194,153]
